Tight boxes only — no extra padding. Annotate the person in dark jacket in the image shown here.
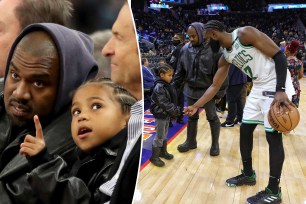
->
[167,33,185,73]
[150,64,180,167]
[0,23,98,203]
[168,33,185,124]
[173,22,228,156]
[20,78,137,204]
[221,64,247,127]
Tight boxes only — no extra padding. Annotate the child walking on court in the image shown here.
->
[19,78,137,203]
[150,64,180,167]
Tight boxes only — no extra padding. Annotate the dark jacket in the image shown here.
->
[168,43,184,72]
[150,78,180,119]
[173,42,228,100]
[26,128,127,204]
[0,23,98,204]
[109,136,141,204]
[228,64,247,86]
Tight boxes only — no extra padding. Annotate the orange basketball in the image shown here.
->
[268,103,300,132]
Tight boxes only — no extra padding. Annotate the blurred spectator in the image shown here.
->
[285,40,304,107]
[221,65,247,127]
[142,58,156,90]
[90,30,112,78]
[279,40,286,53]
[71,0,125,33]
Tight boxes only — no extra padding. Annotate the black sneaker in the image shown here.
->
[226,170,256,187]
[247,187,282,204]
[221,121,234,127]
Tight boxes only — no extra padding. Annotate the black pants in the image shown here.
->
[225,84,244,123]
[177,85,185,115]
[187,97,220,138]
[240,123,284,179]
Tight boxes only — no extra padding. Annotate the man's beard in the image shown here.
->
[210,39,221,53]
[5,97,33,128]
[8,113,32,128]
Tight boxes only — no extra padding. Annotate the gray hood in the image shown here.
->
[190,22,205,46]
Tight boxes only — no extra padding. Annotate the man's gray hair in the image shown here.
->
[15,0,73,29]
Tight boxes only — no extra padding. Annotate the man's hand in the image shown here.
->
[215,98,221,104]
[183,105,198,117]
[272,92,295,114]
[20,115,46,157]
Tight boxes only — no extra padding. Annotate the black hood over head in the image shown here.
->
[4,23,98,116]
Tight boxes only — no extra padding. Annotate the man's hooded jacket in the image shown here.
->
[173,22,228,100]
[0,23,98,203]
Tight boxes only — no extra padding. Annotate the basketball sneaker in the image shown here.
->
[226,170,256,187]
[246,187,282,204]
[221,121,234,127]
[234,119,242,125]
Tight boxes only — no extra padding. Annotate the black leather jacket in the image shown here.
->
[0,97,76,204]
[26,128,127,204]
[173,42,228,100]
[150,78,180,119]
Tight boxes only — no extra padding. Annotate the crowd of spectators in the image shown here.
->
[134,3,306,71]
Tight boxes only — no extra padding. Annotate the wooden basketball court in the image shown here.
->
[134,78,306,204]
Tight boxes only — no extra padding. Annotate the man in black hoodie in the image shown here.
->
[173,22,228,156]
[0,23,97,203]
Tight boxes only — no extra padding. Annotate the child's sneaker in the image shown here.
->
[246,187,282,204]
[226,170,256,187]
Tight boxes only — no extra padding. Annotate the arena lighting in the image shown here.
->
[160,0,183,2]
[149,3,170,9]
[207,3,228,11]
[267,4,306,12]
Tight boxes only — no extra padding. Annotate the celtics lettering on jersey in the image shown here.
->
[232,50,253,68]
[231,50,258,80]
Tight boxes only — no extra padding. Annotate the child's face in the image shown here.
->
[71,84,129,153]
[160,69,174,83]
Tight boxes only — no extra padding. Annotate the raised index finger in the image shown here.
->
[33,115,44,140]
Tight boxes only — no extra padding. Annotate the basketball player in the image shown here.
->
[184,20,295,204]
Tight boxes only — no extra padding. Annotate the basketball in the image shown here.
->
[268,103,300,132]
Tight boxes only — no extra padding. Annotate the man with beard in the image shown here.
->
[173,22,228,156]
[0,23,97,203]
[184,20,295,204]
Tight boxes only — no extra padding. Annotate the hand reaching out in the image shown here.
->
[183,105,198,117]
[20,115,46,157]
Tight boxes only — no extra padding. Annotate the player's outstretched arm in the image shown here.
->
[184,55,230,116]
[20,115,46,157]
